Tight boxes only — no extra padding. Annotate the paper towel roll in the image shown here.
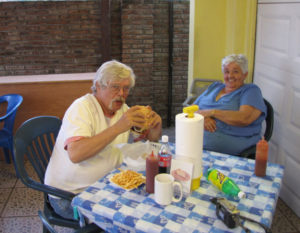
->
[175,112,204,160]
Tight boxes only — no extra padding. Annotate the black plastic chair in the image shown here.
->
[239,98,274,159]
[0,94,23,163]
[38,210,101,233]
[13,116,100,233]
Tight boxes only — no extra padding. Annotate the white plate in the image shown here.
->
[109,172,145,191]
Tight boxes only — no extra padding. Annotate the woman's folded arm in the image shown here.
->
[197,105,262,127]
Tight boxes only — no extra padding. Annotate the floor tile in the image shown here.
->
[0,161,18,188]
[271,207,298,233]
[2,187,43,217]
[0,189,12,216]
[0,216,41,233]
[54,226,75,233]
[277,198,300,231]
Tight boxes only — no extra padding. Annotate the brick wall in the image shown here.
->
[0,0,189,126]
[122,2,155,107]
[0,1,103,75]
[122,1,189,125]
[153,1,170,125]
[172,2,190,118]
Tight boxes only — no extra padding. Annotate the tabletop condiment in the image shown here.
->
[158,135,172,174]
[255,137,269,177]
[206,168,245,199]
[146,150,159,193]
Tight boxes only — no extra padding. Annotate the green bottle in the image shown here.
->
[206,168,246,199]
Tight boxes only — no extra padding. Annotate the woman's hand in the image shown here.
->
[204,117,217,132]
[196,109,217,132]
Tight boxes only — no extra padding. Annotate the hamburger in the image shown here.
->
[131,105,153,134]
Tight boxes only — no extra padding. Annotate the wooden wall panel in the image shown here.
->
[0,81,92,133]
[0,80,92,160]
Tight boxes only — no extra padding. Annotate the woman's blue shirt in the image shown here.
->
[193,82,267,155]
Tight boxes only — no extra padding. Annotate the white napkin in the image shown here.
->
[115,141,161,171]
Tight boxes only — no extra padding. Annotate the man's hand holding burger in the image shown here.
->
[143,106,162,142]
[116,105,162,142]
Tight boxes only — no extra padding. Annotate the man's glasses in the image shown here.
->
[108,84,131,94]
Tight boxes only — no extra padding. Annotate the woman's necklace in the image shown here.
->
[216,88,227,101]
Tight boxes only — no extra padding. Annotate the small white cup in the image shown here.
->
[154,173,183,205]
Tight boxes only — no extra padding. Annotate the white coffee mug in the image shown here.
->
[154,173,183,205]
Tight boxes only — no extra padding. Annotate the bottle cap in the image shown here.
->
[238,191,246,199]
[162,135,169,143]
[257,136,268,150]
[149,150,154,158]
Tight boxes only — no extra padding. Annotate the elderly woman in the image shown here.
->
[193,54,266,155]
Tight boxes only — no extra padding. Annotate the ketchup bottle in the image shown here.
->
[255,137,269,177]
[146,151,159,193]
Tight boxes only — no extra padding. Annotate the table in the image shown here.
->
[72,145,284,233]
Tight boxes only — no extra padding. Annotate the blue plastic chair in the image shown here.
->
[0,94,23,163]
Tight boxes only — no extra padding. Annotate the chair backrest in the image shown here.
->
[263,98,274,141]
[190,78,219,97]
[0,94,23,132]
[182,78,219,106]
[13,116,61,185]
[239,98,274,158]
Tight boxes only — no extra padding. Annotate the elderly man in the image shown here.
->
[45,60,162,219]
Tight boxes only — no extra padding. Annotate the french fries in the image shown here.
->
[111,170,145,190]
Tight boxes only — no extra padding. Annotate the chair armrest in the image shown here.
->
[24,177,75,201]
[0,105,20,121]
[38,210,57,233]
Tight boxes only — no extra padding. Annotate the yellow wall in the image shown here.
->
[191,0,257,84]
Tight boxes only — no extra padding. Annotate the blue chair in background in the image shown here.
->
[0,94,23,163]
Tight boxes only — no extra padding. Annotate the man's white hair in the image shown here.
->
[91,60,136,93]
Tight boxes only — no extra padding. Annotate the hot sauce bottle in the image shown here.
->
[146,151,159,193]
[255,137,269,177]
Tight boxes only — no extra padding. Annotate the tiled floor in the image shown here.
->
[0,127,299,233]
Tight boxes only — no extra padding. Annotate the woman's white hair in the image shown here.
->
[221,54,248,74]
[91,60,136,93]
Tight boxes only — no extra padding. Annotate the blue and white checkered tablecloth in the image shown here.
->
[72,144,284,233]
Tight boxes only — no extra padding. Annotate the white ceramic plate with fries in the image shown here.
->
[109,169,146,191]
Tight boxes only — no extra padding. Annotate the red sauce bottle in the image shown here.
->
[146,151,159,193]
[255,137,269,177]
